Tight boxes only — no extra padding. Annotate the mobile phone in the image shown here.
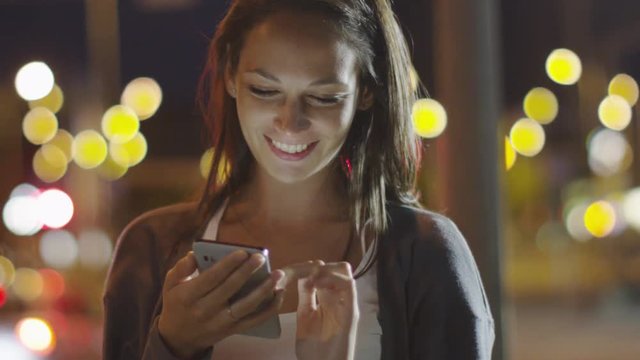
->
[192,239,282,339]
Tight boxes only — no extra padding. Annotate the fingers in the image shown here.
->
[200,253,267,308]
[163,251,198,293]
[227,269,284,318]
[279,260,326,289]
[182,250,250,303]
[228,288,286,334]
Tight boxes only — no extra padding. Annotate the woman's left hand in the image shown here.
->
[279,260,359,360]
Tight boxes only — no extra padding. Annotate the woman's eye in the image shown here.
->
[249,86,278,97]
[308,95,343,106]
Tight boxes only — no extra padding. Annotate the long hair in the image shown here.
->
[196,0,425,274]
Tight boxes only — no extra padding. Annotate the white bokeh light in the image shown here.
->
[14,62,55,101]
[587,128,630,177]
[9,183,39,199]
[623,188,640,232]
[78,229,113,269]
[2,196,43,236]
[37,189,74,229]
[39,230,78,269]
[15,317,55,354]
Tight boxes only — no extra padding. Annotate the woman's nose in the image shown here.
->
[275,99,310,133]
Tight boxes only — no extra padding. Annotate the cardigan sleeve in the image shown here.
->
[408,213,495,359]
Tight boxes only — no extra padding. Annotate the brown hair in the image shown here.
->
[197,0,425,275]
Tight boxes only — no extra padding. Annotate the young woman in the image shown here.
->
[102,0,495,359]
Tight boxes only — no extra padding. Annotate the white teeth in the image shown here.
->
[271,139,310,154]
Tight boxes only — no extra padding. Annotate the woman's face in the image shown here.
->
[227,10,371,184]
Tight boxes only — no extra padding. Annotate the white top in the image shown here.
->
[202,198,382,360]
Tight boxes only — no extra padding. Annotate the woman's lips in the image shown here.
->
[264,135,318,161]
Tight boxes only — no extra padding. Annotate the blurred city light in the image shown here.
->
[97,155,128,181]
[28,84,64,114]
[0,256,16,287]
[587,128,630,177]
[509,118,546,157]
[33,144,68,183]
[109,132,148,167]
[14,62,55,101]
[9,183,39,199]
[523,87,558,124]
[101,105,140,144]
[623,187,640,232]
[505,136,517,171]
[37,189,73,229]
[12,268,44,302]
[15,317,56,355]
[121,77,163,120]
[545,48,582,85]
[564,201,592,242]
[78,229,113,269]
[411,98,447,138]
[38,269,65,302]
[2,196,43,236]
[0,328,39,360]
[72,130,108,169]
[584,200,616,238]
[22,107,58,145]
[0,286,6,308]
[39,230,78,269]
[609,73,639,106]
[45,130,73,163]
[200,148,231,183]
[598,94,632,131]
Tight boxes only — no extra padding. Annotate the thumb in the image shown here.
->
[163,251,198,291]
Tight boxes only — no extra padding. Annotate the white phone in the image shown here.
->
[192,239,282,339]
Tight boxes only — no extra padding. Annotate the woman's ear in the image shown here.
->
[224,65,237,98]
[357,86,374,110]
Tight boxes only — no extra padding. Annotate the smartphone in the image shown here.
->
[192,239,282,339]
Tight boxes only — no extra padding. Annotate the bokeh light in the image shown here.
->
[15,62,55,101]
[564,201,592,242]
[10,183,39,199]
[101,105,140,144]
[587,128,631,177]
[200,148,231,183]
[12,268,44,302]
[39,230,78,269]
[37,189,74,229]
[545,48,582,85]
[598,94,632,131]
[109,132,148,167]
[509,118,546,157]
[505,136,517,171]
[622,187,640,232]
[22,107,58,145]
[523,87,558,124]
[609,73,638,106]
[97,155,128,181]
[0,286,6,308]
[15,317,56,355]
[28,84,64,113]
[72,130,108,169]
[78,229,113,269]
[584,200,616,238]
[409,66,419,92]
[411,98,447,138]
[121,77,163,120]
[2,196,43,236]
[38,269,65,302]
[45,130,73,163]
[33,144,68,183]
[0,256,16,287]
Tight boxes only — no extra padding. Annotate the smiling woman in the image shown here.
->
[102,0,494,359]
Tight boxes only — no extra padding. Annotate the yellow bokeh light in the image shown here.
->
[101,105,140,144]
[411,98,447,138]
[609,73,638,107]
[97,155,128,181]
[121,77,163,120]
[523,87,558,124]
[598,94,632,131]
[14,62,55,101]
[0,256,16,287]
[505,137,517,171]
[22,107,58,145]
[109,132,148,167]
[200,148,231,183]
[584,200,616,238]
[28,84,64,113]
[509,118,546,157]
[409,66,419,92]
[546,48,582,85]
[72,130,108,169]
[12,268,44,302]
[33,144,68,183]
[45,129,73,163]
[15,317,56,355]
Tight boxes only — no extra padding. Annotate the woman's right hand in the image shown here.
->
[158,250,285,358]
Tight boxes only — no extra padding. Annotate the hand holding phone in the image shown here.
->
[157,245,284,358]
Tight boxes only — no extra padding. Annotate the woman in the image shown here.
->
[102,0,495,359]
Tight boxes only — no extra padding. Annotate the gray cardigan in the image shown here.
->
[102,202,494,359]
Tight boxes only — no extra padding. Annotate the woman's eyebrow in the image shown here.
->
[244,68,349,88]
